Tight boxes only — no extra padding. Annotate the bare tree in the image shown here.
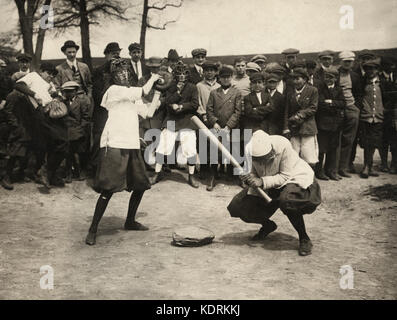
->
[139,0,183,58]
[13,0,52,69]
[53,0,130,70]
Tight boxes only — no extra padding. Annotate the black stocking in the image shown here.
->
[88,191,113,233]
[125,191,145,225]
[286,212,310,241]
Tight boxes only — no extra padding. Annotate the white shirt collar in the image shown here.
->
[268,88,277,96]
[295,84,306,94]
[66,59,77,69]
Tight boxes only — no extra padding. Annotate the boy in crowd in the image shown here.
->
[265,72,286,135]
[358,60,385,178]
[231,58,250,97]
[250,55,267,71]
[206,66,242,191]
[315,67,346,181]
[285,68,319,169]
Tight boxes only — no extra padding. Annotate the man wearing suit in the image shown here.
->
[313,50,335,82]
[285,68,319,168]
[127,42,149,86]
[189,48,207,85]
[281,48,300,75]
[337,51,363,177]
[55,41,92,104]
[206,66,242,191]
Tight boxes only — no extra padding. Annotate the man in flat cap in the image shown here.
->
[11,53,32,81]
[91,42,122,175]
[228,130,321,256]
[355,49,377,79]
[189,48,207,85]
[251,55,267,71]
[264,62,287,95]
[231,57,250,97]
[314,50,335,82]
[337,51,363,177]
[315,66,346,181]
[285,67,319,169]
[379,56,397,174]
[281,48,300,74]
[127,42,149,86]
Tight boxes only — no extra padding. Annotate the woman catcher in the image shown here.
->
[85,58,161,245]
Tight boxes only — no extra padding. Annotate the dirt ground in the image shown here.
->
[0,151,396,300]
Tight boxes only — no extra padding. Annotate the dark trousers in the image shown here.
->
[227,181,321,224]
[318,130,341,175]
[339,109,360,171]
[380,123,397,168]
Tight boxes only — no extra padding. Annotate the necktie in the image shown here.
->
[72,65,76,73]
[135,62,140,79]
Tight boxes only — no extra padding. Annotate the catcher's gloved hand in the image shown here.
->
[240,173,263,188]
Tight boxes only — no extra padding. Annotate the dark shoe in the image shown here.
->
[188,174,199,188]
[206,176,216,191]
[162,165,171,173]
[65,174,73,184]
[390,166,397,174]
[124,221,149,231]
[347,164,356,174]
[251,222,277,241]
[85,232,96,245]
[326,172,339,181]
[299,239,313,256]
[360,166,369,179]
[50,176,65,187]
[149,172,162,185]
[380,165,390,173]
[368,169,379,177]
[315,171,329,180]
[1,176,14,190]
[336,173,343,180]
[338,170,351,178]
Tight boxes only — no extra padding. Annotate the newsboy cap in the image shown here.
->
[265,72,281,82]
[246,62,261,73]
[251,55,267,63]
[338,51,355,61]
[363,59,380,68]
[202,60,218,71]
[318,50,334,59]
[191,48,207,57]
[61,81,80,90]
[61,40,79,52]
[128,42,142,52]
[291,67,309,80]
[16,53,32,62]
[104,42,122,54]
[358,49,376,60]
[249,72,264,82]
[218,66,234,77]
[282,48,300,55]
[264,62,286,74]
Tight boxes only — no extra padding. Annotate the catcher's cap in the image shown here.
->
[247,130,272,157]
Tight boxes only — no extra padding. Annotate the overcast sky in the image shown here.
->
[2,0,397,59]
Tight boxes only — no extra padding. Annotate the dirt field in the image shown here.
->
[1,152,396,300]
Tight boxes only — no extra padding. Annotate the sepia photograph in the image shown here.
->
[0,0,396,306]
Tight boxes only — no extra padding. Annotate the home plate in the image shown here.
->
[172,226,215,247]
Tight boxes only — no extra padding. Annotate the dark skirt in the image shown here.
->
[227,180,321,224]
[94,147,151,193]
[318,129,341,153]
[359,121,383,149]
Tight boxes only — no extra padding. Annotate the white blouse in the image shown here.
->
[100,85,150,149]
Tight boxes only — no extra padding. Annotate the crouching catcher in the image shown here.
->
[227,130,321,256]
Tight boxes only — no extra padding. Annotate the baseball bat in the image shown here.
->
[191,115,272,203]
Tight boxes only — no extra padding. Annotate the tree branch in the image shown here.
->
[148,0,183,11]
[147,19,177,30]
